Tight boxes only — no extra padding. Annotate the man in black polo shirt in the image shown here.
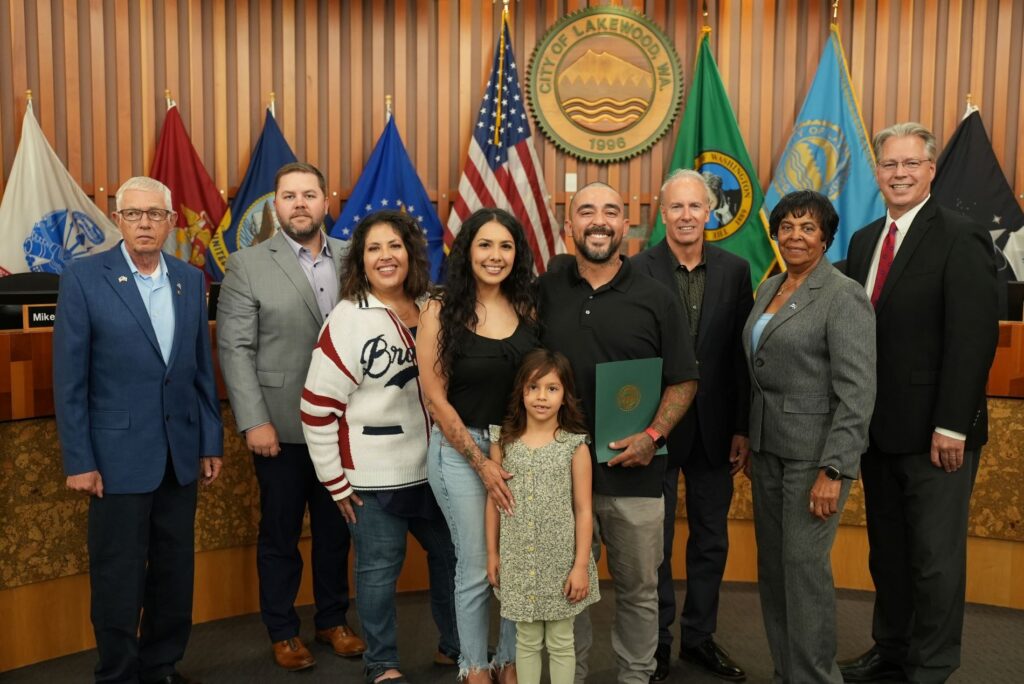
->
[540,182,700,684]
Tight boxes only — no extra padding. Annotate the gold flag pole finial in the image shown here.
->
[966,92,973,106]
[386,94,393,122]
[833,0,839,22]
[702,1,710,31]
[269,91,276,118]
[25,89,33,102]
[165,89,173,109]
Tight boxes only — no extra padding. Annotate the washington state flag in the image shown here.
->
[649,29,779,287]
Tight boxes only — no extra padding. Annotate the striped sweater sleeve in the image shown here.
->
[301,311,361,501]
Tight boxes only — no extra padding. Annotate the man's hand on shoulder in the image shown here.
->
[200,457,223,485]
[246,423,281,457]
[67,471,104,498]
[607,432,656,468]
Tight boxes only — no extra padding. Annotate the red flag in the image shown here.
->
[447,7,562,273]
[150,104,227,273]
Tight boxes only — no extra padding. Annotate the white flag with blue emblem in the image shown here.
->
[0,102,119,276]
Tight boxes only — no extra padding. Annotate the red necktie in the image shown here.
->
[870,222,898,308]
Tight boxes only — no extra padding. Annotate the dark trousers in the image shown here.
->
[861,445,980,684]
[88,459,198,684]
[657,433,734,649]
[253,442,352,642]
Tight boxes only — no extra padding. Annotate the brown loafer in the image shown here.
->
[316,625,367,657]
[272,636,316,671]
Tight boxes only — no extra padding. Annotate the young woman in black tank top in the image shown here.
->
[419,208,539,684]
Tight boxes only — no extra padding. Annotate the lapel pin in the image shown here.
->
[789,302,798,310]
[176,282,182,295]
[118,275,128,283]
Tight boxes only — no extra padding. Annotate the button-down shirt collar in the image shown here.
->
[120,241,174,364]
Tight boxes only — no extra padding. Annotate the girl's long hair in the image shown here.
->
[436,208,537,379]
[499,348,588,450]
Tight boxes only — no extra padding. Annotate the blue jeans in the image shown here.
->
[427,425,517,672]
[347,491,459,680]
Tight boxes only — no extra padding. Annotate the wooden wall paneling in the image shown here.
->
[436,0,451,221]
[371,0,385,137]
[941,1,963,146]
[234,1,251,184]
[114,0,131,185]
[61,0,82,183]
[88,0,108,205]
[8,1,28,137]
[1018,8,1024,199]
[757,0,776,189]
[280,1,296,147]
[969,0,989,129]
[137,0,154,182]
[348,1,364,191]
[990,0,1013,160]
[164,0,181,113]
[211,2,227,193]
[850,0,869,128]
[186,0,204,171]
[917,0,937,130]
[394,0,408,147]
[327,0,341,213]
[896,1,914,124]
[871,0,891,135]
[304,0,318,163]
[34,0,55,141]
[415,0,429,202]
[456,0,473,203]
[1006,0,1023,195]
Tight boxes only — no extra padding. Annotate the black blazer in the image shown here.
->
[845,199,999,453]
[632,241,753,463]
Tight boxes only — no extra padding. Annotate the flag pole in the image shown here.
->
[386,94,393,123]
[832,0,839,24]
[269,91,276,118]
[165,89,174,110]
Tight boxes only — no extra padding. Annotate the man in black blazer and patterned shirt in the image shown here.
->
[839,123,999,684]
[633,169,752,682]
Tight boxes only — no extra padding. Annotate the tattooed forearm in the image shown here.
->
[651,380,697,436]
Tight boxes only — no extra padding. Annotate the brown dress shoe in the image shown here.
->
[316,625,367,657]
[272,637,316,671]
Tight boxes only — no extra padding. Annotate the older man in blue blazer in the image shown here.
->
[54,176,223,684]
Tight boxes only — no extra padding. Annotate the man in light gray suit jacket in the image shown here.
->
[742,191,876,683]
[217,163,364,671]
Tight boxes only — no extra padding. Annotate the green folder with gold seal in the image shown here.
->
[594,357,668,463]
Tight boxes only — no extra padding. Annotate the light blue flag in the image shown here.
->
[764,26,884,261]
[332,117,445,281]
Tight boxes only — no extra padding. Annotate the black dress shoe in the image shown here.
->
[651,643,671,682]
[680,639,746,681]
[145,674,200,684]
[838,647,904,682]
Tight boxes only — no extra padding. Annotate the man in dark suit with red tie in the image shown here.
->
[633,169,752,682]
[839,123,999,684]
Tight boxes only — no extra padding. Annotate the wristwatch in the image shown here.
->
[644,427,667,448]
[822,465,842,481]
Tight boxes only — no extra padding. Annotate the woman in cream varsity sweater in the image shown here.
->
[301,211,458,684]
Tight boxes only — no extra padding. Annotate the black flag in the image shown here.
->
[933,110,1024,316]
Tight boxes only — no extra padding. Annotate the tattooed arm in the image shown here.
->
[418,300,515,512]
[606,380,698,468]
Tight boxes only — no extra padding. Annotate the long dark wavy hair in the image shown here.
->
[340,210,432,301]
[499,348,588,450]
[436,207,537,378]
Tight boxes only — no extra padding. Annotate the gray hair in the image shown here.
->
[660,168,714,207]
[115,176,173,210]
[872,122,938,161]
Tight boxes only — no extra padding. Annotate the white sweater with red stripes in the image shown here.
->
[300,294,431,501]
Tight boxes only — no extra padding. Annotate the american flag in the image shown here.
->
[446,10,562,272]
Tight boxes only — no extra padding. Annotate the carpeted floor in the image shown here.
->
[6,582,1024,683]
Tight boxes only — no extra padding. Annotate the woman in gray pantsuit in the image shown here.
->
[742,191,876,683]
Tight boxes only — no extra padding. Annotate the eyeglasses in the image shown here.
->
[876,158,931,172]
[117,208,173,222]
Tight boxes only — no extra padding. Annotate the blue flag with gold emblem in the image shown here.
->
[764,25,884,261]
[205,108,297,280]
[331,117,445,281]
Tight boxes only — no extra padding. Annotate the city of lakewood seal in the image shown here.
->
[528,6,683,163]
